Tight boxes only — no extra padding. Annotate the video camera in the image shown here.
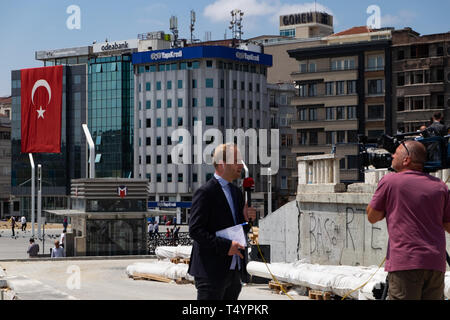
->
[358,131,450,173]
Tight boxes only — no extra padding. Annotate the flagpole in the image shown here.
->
[82,124,95,179]
[37,164,42,240]
[29,154,35,238]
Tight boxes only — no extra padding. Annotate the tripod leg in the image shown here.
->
[446,251,450,267]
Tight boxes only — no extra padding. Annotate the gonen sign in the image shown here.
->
[280,12,333,27]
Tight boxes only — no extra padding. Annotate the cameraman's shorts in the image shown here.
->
[388,269,444,300]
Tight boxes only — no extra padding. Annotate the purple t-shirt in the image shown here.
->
[369,170,450,273]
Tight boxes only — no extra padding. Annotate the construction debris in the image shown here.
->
[247,260,450,300]
[155,246,192,260]
[126,260,194,285]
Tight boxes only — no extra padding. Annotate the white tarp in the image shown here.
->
[247,261,450,300]
[155,246,192,260]
[126,261,194,281]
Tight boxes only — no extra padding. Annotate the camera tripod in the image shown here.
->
[381,252,450,300]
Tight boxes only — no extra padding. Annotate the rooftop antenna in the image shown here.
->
[229,9,244,47]
[190,10,196,44]
[204,31,212,42]
[170,15,179,48]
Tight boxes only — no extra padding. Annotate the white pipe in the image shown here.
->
[268,168,272,216]
[82,124,95,178]
[29,154,35,238]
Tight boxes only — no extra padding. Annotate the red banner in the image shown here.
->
[21,66,63,153]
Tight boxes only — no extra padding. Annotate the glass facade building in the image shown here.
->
[10,65,87,218]
[88,55,134,178]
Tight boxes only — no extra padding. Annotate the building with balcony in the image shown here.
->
[268,83,297,207]
[287,27,393,183]
[391,28,450,133]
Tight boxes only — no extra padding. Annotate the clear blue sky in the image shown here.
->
[1,0,449,96]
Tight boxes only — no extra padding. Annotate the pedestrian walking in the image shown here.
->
[21,216,27,231]
[62,217,68,233]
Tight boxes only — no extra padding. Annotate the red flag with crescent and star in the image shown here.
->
[21,65,63,153]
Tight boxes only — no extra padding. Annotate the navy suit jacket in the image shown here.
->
[188,177,250,281]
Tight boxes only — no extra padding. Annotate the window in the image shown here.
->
[206,60,213,68]
[206,97,214,107]
[241,81,245,90]
[192,98,197,107]
[146,82,151,91]
[233,80,237,90]
[178,117,183,126]
[344,59,355,70]
[156,118,161,127]
[146,100,151,109]
[177,80,183,89]
[299,63,307,73]
[326,107,335,120]
[309,132,318,145]
[308,84,317,97]
[336,106,345,120]
[156,99,162,108]
[326,132,335,145]
[368,55,384,70]
[309,63,316,73]
[177,98,183,108]
[167,118,172,127]
[280,28,295,37]
[167,81,172,90]
[397,74,405,86]
[298,108,307,121]
[348,156,359,169]
[167,173,172,183]
[336,81,345,95]
[298,132,307,145]
[325,82,334,96]
[309,108,317,121]
[166,99,172,108]
[206,116,214,125]
[347,106,357,119]
[205,78,214,88]
[156,155,162,164]
[193,173,198,183]
[157,173,161,183]
[368,130,384,139]
[337,131,346,143]
[156,81,161,90]
[397,50,405,60]
[368,79,384,95]
[368,105,384,120]
[146,155,151,164]
[192,79,197,88]
[146,118,151,128]
[178,173,183,182]
[347,80,356,94]
[146,137,151,146]
[331,60,342,71]
[348,131,358,143]
[298,85,307,97]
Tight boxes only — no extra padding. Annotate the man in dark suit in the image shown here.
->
[188,143,257,300]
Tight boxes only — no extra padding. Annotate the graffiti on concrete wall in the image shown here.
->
[308,206,383,255]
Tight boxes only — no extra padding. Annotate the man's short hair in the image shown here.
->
[29,238,34,243]
[433,112,442,120]
[212,143,240,168]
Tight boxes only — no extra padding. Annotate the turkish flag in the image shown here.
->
[21,66,63,153]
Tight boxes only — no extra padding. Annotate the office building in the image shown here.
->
[288,27,393,183]
[132,45,273,222]
[391,28,450,132]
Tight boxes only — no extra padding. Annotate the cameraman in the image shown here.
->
[367,140,450,300]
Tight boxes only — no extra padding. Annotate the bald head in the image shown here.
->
[404,140,427,165]
[393,140,427,172]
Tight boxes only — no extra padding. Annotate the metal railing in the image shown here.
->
[147,232,193,255]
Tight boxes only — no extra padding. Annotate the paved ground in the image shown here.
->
[0,258,307,300]
[0,227,62,259]
[0,226,307,300]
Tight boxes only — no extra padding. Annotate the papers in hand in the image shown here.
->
[216,223,247,247]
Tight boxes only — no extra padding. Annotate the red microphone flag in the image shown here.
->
[21,65,63,153]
